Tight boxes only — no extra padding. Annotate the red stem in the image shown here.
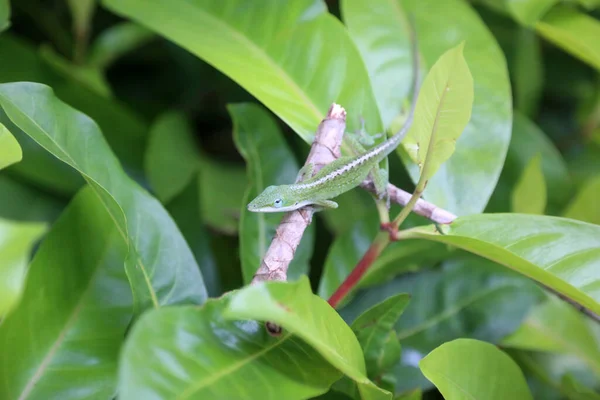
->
[328,233,389,308]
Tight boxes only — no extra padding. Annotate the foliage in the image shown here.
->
[1,0,599,399]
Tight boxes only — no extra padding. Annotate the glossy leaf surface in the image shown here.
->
[231,103,314,283]
[120,298,341,400]
[0,82,207,312]
[102,0,383,140]
[402,42,474,183]
[0,187,132,400]
[401,0,512,216]
[0,121,21,170]
[400,214,600,314]
[225,277,392,400]
[535,5,600,71]
[511,153,546,214]
[420,339,533,400]
[0,217,46,316]
[341,0,413,128]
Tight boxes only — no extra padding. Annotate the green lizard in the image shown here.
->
[247,34,419,214]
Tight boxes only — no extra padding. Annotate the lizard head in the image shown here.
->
[247,185,303,213]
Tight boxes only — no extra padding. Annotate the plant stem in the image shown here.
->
[328,231,390,308]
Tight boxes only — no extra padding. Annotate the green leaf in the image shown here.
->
[535,5,600,72]
[0,0,9,32]
[487,113,571,214]
[119,298,342,400]
[230,103,314,284]
[507,0,559,26]
[0,176,64,222]
[395,389,422,400]
[511,153,547,214]
[0,121,21,169]
[89,22,155,69]
[341,255,542,393]
[512,28,544,117]
[101,0,383,140]
[563,175,600,225]
[166,177,221,297]
[401,0,511,216]
[420,338,533,400]
[399,214,600,315]
[318,211,448,300]
[145,111,200,204]
[0,82,207,312]
[0,186,132,400]
[67,0,96,35]
[341,0,413,129]
[0,217,46,316]
[502,295,600,377]
[351,293,410,378]
[402,42,473,183]
[0,35,147,176]
[562,374,600,400]
[225,277,392,400]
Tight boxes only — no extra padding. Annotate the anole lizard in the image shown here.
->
[247,32,419,214]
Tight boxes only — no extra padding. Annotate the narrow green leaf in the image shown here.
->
[145,111,200,204]
[0,0,9,32]
[511,153,547,214]
[230,103,314,283]
[0,187,132,400]
[341,0,413,128]
[402,42,473,183]
[502,296,600,377]
[420,339,533,400]
[401,0,512,216]
[0,82,207,313]
[513,29,544,117]
[351,293,410,378]
[562,374,600,400]
[535,5,600,71]
[102,0,383,140]
[507,0,559,26]
[225,277,392,400]
[563,175,600,225]
[89,22,155,69]
[341,255,542,393]
[399,214,600,315]
[487,113,571,214]
[0,218,46,316]
[119,299,342,400]
[0,121,21,169]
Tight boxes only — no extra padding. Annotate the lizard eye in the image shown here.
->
[274,199,283,208]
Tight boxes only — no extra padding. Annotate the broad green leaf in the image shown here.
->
[318,211,448,300]
[0,0,9,32]
[0,217,46,316]
[513,28,543,117]
[535,5,600,71]
[511,153,547,214]
[119,298,342,400]
[102,0,384,141]
[166,177,221,297]
[0,35,147,175]
[0,176,64,222]
[0,121,21,169]
[420,339,533,400]
[89,22,155,69]
[502,295,600,377]
[507,0,559,25]
[0,82,206,312]
[563,175,600,225]
[230,103,314,284]
[399,214,600,315]
[321,188,374,235]
[145,111,200,204]
[351,294,410,378]
[402,42,473,183]
[487,113,571,214]
[401,0,512,216]
[0,187,132,400]
[562,374,600,399]
[341,0,413,128]
[225,277,392,400]
[341,255,542,393]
